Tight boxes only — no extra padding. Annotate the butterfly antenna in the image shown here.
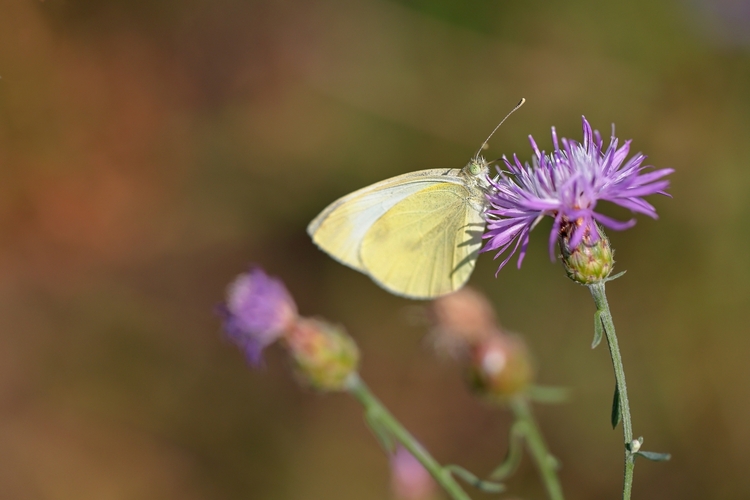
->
[474,98,526,159]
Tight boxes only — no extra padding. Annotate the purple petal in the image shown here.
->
[592,212,637,230]
[516,230,532,268]
[548,214,563,261]
[630,168,674,185]
[529,135,541,158]
[568,218,592,249]
[551,126,559,151]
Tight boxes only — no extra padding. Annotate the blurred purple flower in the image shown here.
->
[482,116,673,273]
[217,268,298,366]
[390,447,436,500]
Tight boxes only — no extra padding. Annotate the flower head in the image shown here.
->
[482,116,673,273]
[218,268,298,366]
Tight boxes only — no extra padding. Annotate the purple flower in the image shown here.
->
[218,268,298,366]
[482,116,673,273]
[390,447,436,500]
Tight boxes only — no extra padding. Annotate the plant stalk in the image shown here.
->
[509,397,564,500]
[589,282,635,500]
[347,374,472,500]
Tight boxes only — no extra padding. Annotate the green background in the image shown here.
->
[0,0,748,498]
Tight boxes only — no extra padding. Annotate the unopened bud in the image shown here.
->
[628,437,644,453]
[468,334,534,399]
[559,221,614,285]
[284,318,359,391]
[429,287,497,357]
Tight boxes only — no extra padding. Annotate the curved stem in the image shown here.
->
[347,374,473,500]
[509,397,565,500]
[588,282,635,500]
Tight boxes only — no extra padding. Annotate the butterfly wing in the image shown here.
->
[360,182,486,299]
[307,169,462,272]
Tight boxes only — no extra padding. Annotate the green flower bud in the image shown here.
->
[559,221,614,285]
[284,318,360,391]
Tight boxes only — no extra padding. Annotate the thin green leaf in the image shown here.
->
[489,421,526,480]
[592,309,604,349]
[445,465,505,494]
[604,270,627,282]
[527,385,570,404]
[635,451,672,462]
[611,384,621,429]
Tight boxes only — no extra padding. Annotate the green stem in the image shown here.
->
[589,282,635,500]
[509,397,565,500]
[347,374,472,500]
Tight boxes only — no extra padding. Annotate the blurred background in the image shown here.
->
[0,0,748,498]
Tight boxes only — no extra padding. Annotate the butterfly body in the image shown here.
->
[307,157,493,299]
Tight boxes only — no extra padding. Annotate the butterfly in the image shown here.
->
[307,100,524,300]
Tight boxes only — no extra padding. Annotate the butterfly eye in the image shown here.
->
[470,162,481,175]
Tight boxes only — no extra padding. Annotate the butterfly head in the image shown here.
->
[464,156,492,190]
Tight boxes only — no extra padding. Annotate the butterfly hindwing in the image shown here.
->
[360,182,485,298]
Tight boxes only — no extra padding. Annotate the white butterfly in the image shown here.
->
[307,100,524,299]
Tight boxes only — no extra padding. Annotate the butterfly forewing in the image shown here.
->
[360,182,485,299]
[307,169,463,271]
